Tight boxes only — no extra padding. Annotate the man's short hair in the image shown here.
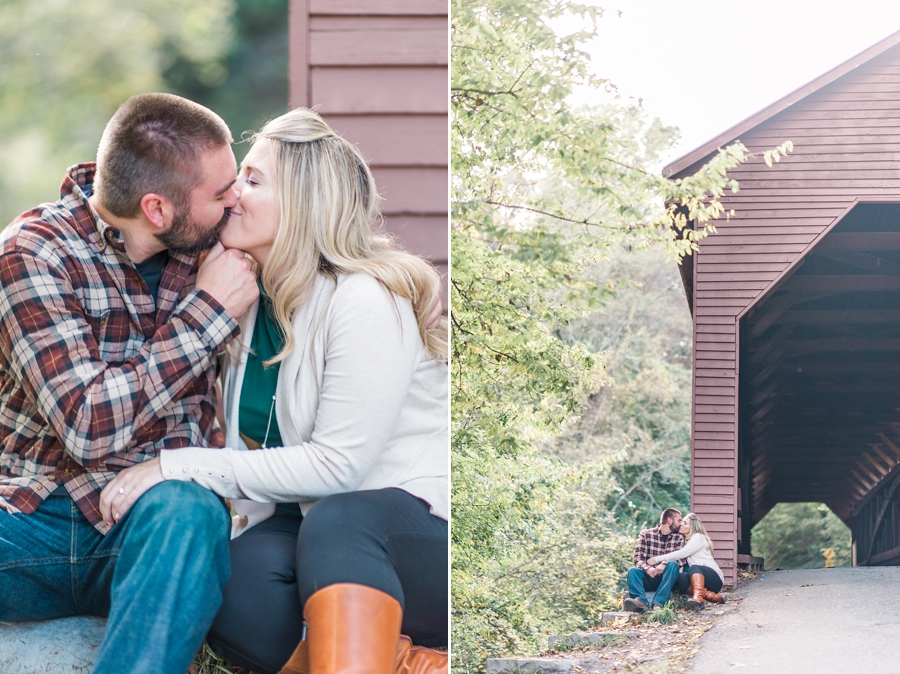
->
[94,93,233,219]
[659,508,682,526]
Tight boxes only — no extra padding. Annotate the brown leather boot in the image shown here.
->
[278,630,448,674]
[686,573,706,609]
[278,640,309,674]
[278,583,402,674]
[395,635,449,674]
[702,589,726,604]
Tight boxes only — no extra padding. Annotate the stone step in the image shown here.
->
[487,657,575,673]
[0,616,107,673]
[599,611,632,625]
[548,630,638,649]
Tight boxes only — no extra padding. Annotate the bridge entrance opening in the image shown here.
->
[750,502,851,569]
[738,203,900,566]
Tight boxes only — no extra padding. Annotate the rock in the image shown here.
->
[487,657,575,673]
[0,616,106,673]
[599,611,632,625]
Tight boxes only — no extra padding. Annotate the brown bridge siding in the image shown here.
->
[290,0,449,300]
[686,44,900,584]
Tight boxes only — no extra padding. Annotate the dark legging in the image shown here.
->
[684,564,723,594]
[207,488,448,674]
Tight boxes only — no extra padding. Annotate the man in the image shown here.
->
[0,93,258,674]
[624,507,686,613]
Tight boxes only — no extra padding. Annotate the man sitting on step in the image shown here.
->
[623,507,687,613]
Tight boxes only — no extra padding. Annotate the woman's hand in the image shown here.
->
[647,556,659,566]
[99,457,165,526]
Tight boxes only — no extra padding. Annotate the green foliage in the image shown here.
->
[163,0,289,160]
[450,1,770,673]
[751,502,852,570]
[553,246,692,527]
[0,0,288,227]
[642,602,677,625]
[0,0,235,224]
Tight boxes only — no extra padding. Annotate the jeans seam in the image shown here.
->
[70,496,80,614]
[0,556,73,572]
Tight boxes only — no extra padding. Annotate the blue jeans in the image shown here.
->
[626,562,682,607]
[0,481,231,674]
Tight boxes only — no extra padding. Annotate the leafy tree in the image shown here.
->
[752,502,852,570]
[553,244,693,527]
[0,0,289,227]
[163,0,289,161]
[451,1,789,672]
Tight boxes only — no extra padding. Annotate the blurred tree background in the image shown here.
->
[752,502,852,570]
[0,0,288,228]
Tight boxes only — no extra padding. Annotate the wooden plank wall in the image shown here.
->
[289,0,448,300]
[685,43,900,586]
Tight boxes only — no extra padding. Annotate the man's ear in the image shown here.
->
[139,193,176,231]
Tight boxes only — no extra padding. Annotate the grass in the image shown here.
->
[641,602,677,625]
[189,642,259,674]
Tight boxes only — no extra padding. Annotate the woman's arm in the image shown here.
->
[650,534,706,564]
[166,277,422,501]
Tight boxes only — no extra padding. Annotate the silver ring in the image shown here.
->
[119,488,128,496]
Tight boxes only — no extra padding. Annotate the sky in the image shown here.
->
[578,0,900,166]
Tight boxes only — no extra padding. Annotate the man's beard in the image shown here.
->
[156,205,231,254]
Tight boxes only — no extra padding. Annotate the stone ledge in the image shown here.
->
[0,616,106,673]
[487,657,575,673]
[548,630,639,649]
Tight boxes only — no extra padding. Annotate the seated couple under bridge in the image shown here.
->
[623,508,726,612]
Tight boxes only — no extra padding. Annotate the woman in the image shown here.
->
[648,513,726,608]
[99,108,448,674]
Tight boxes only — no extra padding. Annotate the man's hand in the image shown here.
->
[645,566,658,578]
[196,243,259,319]
[655,563,667,574]
[99,457,165,526]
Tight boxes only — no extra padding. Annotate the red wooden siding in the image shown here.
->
[671,41,900,587]
[289,0,448,300]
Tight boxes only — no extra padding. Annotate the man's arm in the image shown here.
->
[0,250,240,468]
[633,530,652,571]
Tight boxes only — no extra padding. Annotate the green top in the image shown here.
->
[238,281,285,448]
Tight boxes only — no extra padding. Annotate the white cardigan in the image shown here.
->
[655,534,725,583]
[159,272,449,533]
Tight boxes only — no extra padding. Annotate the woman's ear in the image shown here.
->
[139,193,176,231]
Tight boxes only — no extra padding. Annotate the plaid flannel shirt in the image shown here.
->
[0,163,239,534]
[633,525,685,571]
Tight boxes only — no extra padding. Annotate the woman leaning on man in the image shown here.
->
[102,108,449,674]
[649,513,727,608]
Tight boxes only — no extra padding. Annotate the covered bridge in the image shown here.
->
[666,30,900,586]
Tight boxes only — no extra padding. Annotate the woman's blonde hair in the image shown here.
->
[683,513,714,554]
[253,108,447,364]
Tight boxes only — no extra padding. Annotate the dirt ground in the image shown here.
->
[538,569,758,673]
